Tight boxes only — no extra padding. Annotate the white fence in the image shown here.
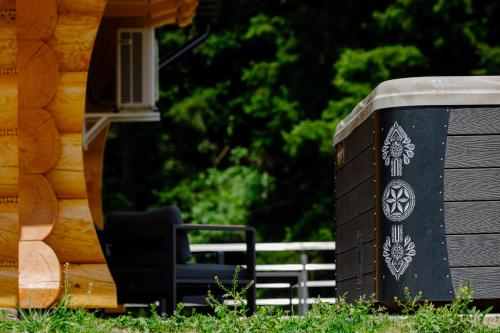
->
[190,241,336,314]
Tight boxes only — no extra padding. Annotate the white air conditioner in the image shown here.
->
[117,28,159,111]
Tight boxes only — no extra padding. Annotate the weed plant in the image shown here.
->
[0,269,497,333]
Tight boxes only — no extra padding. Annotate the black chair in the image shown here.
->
[100,206,256,315]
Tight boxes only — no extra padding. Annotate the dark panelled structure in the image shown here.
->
[333,77,500,306]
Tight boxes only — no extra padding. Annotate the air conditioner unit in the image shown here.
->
[117,28,159,111]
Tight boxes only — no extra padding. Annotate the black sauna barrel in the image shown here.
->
[333,76,500,305]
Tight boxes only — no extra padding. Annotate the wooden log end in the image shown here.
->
[17,0,58,41]
[19,108,62,174]
[17,41,59,108]
[19,175,58,241]
[18,241,61,308]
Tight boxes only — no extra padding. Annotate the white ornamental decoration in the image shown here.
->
[383,225,416,281]
[382,179,415,222]
[382,122,415,177]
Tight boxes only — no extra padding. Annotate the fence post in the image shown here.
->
[298,253,309,315]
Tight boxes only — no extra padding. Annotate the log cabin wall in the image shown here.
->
[0,0,199,309]
[335,116,377,302]
[444,107,500,300]
[0,0,117,309]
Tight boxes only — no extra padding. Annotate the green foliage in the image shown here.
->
[157,165,272,226]
[104,0,500,248]
[1,285,498,332]
[398,286,493,333]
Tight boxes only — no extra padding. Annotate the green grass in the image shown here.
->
[0,273,498,333]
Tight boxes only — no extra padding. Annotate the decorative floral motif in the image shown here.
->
[382,225,416,281]
[382,179,416,222]
[382,122,415,177]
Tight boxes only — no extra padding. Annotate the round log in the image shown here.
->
[47,72,87,133]
[0,25,16,69]
[18,240,61,308]
[0,198,18,261]
[0,167,18,196]
[17,40,59,108]
[19,108,62,174]
[0,75,18,130]
[17,0,57,41]
[19,175,58,241]
[0,268,17,307]
[0,133,17,167]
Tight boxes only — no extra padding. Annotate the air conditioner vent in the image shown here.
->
[117,29,157,111]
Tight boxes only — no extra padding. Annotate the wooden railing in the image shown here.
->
[190,241,336,314]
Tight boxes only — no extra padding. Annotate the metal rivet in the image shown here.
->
[439,208,443,212]
[439,175,442,178]
[444,124,447,128]
[450,290,453,294]
[444,258,447,261]
[441,241,445,245]
[446,275,450,278]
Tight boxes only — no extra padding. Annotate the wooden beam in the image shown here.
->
[84,126,108,230]
[49,13,103,72]
[47,72,87,133]
[64,263,116,308]
[46,199,106,263]
[45,169,87,199]
[57,0,106,14]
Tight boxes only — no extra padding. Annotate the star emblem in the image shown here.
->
[382,179,415,222]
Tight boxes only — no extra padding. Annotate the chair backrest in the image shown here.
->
[104,205,192,264]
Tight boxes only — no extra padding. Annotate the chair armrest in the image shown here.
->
[173,224,256,283]
[175,224,255,232]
